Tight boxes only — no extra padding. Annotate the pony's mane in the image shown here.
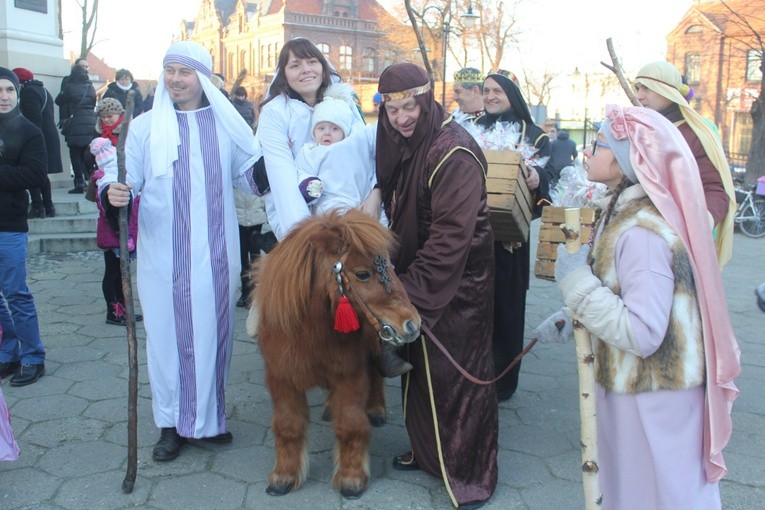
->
[256,210,396,335]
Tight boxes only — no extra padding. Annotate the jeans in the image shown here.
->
[0,232,45,365]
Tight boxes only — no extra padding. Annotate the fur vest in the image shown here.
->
[591,196,705,394]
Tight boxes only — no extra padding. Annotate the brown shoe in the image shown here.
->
[376,344,412,378]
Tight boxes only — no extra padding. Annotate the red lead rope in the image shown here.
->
[421,323,538,386]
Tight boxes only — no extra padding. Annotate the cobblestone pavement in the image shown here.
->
[1,223,763,509]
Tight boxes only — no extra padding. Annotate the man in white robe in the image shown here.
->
[100,41,260,461]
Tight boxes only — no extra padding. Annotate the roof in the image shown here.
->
[692,0,765,37]
[215,0,239,22]
[261,0,390,20]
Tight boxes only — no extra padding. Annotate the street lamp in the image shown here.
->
[420,2,480,106]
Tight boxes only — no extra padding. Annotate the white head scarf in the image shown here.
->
[150,41,260,177]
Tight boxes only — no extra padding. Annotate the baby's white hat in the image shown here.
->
[312,82,355,138]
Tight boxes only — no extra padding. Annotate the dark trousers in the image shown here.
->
[492,242,529,399]
[28,176,53,207]
[238,224,263,299]
[69,145,91,190]
[102,250,124,307]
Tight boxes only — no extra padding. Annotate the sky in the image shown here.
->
[60,0,695,80]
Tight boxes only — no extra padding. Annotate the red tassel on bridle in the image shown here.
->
[334,296,360,333]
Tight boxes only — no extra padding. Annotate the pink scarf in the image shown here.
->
[605,105,740,482]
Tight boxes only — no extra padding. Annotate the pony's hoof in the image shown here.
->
[321,406,333,422]
[266,481,294,496]
[340,485,365,499]
[367,413,386,428]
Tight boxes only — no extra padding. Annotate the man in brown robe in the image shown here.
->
[373,62,498,509]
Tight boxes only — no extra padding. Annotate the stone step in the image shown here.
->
[28,182,101,254]
[46,199,99,217]
[27,233,98,255]
[28,215,99,235]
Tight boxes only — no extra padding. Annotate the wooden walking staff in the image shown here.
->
[601,37,641,107]
[563,208,602,509]
[116,90,139,494]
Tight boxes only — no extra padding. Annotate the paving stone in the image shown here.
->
[149,472,246,509]
[37,440,125,477]
[0,467,62,508]
[45,345,107,364]
[52,359,122,382]
[67,377,128,401]
[23,417,109,448]
[11,393,88,421]
[54,471,151,510]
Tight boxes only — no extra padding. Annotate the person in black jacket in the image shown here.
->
[55,65,98,193]
[0,67,47,387]
[230,86,255,129]
[548,129,578,186]
[13,68,63,218]
[102,69,144,117]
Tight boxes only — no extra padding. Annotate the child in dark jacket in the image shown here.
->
[89,136,141,326]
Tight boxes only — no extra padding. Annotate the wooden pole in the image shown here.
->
[117,90,138,494]
[600,38,641,107]
[563,208,602,509]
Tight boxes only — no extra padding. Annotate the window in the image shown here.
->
[240,50,246,71]
[362,48,376,73]
[746,50,762,82]
[317,43,330,60]
[339,45,352,70]
[382,50,396,70]
[685,25,702,34]
[685,53,701,85]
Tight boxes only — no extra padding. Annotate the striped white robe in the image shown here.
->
[101,107,256,438]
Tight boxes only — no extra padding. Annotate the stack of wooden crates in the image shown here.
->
[534,207,596,280]
[484,150,532,243]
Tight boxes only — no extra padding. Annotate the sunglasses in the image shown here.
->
[591,139,609,155]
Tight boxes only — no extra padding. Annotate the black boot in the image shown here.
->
[152,427,185,461]
[106,302,127,326]
[376,343,413,378]
[44,203,56,218]
[28,203,46,219]
[236,275,252,308]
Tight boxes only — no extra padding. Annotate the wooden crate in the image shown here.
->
[535,206,596,281]
[484,150,532,243]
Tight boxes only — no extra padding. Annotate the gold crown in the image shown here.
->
[380,82,431,102]
[453,68,483,83]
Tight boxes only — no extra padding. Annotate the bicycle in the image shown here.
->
[734,182,765,238]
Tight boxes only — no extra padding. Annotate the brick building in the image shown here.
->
[666,0,765,163]
[179,0,408,112]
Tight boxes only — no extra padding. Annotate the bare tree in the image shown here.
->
[719,0,764,184]
[76,0,100,60]
[473,0,523,72]
[520,68,558,106]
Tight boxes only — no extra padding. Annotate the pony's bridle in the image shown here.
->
[332,255,402,345]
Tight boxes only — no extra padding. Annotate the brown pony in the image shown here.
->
[252,209,421,499]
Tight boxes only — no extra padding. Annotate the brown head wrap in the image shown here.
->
[376,63,446,214]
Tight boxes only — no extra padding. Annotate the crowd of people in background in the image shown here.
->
[0,39,745,510]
